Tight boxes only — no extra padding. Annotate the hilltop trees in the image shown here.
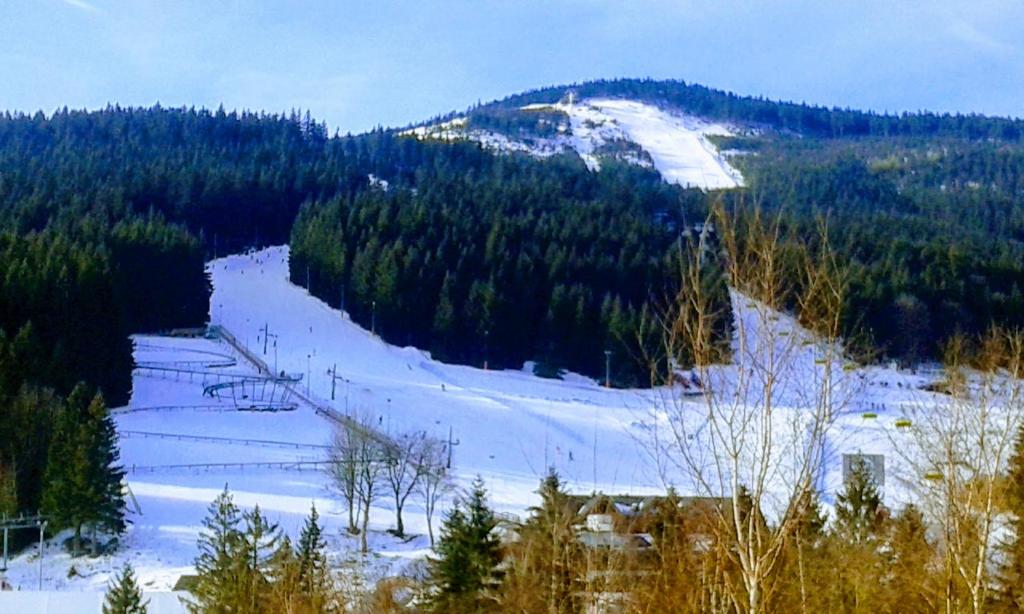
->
[289,157,690,385]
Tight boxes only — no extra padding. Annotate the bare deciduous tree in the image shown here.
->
[418,437,454,547]
[327,419,362,535]
[383,430,432,537]
[891,329,1024,614]
[648,201,855,614]
[328,412,387,553]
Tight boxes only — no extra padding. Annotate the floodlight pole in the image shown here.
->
[328,363,348,403]
[604,350,612,388]
[260,323,276,356]
[38,520,46,590]
[447,425,461,469]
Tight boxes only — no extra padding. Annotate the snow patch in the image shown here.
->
[408,98,744,190]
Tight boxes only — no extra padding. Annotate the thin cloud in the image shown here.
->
[947,19,1015,57]
[62,0,100,13]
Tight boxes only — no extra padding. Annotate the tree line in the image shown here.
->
[469,77,1024,141]
[289,154,705,384]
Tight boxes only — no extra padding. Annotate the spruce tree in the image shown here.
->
[296,504,339,613]
[504,469,582,612]
[41,383,97,556]
[297,505,331,592]
[84,390,126,553]
[835,458,885,543]
[187,487,245,613]
[886,504,936,611]
[103,563,148,614]
[265,535,301,613]
[428,476,502,612]
[237,505,279,612]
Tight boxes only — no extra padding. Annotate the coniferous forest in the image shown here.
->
[3,78,1024,530]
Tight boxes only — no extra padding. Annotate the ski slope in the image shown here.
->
[2,246,950,594]
[410,98,744,190]
[524,98,744,189]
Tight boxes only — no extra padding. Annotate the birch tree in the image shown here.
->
[649,201,855,614]
[890,329,1024,614]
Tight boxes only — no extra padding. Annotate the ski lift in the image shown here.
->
[895,418,912,428]
[924,472,943,482]
[861,412,877,419]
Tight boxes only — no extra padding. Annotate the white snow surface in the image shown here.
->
[2,245,956,593]
[409,98,744,190]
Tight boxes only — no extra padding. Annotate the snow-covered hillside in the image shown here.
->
[2,246,947,594]
[3,246,669,593]
[408,98,744,190]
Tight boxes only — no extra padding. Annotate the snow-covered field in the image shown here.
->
[2,245,947,596]
[409,98,744,190]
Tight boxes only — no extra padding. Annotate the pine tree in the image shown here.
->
[432,273,457,360]
[0,462,17,516]
[237,505,279,612]
[84,390,126,553]
[41,383,98,557]
[265,535,301,613]
[428,476,503,612]
[886,504,937,612]
[103,563,148,614]
[501,469,581,612]
[187,487,245,613]
[835,459,885,543]
[296,504,338,612]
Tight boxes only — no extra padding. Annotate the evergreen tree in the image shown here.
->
[41,384,99,556]
[296,504,337,612]
[264,535,302,613]
[83,390,126,552]
[427,476,503,612]
[187,487,245,613]
[501,469,582,612]
[103,563,148,614]
[885,504,937,612]
[835,459,885,543]
[236,505,279,612]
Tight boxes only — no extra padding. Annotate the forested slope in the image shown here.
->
[3,82,1024,518]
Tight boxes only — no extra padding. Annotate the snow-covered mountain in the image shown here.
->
[407,97,745,190]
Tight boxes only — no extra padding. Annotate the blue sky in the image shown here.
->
[1,1,1021,133]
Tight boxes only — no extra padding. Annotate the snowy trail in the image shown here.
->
[572,98,743,189]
